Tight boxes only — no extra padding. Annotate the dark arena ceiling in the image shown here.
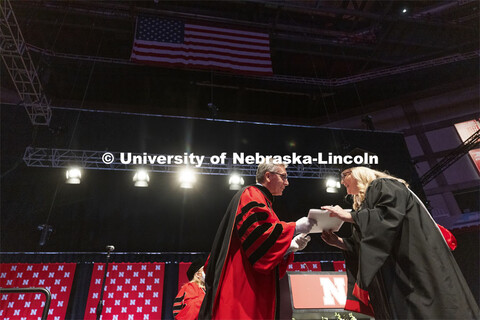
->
[2,0,479,124]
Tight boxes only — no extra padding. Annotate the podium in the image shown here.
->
[279,272,373,320]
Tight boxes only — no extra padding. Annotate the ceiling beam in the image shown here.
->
[14,0,477,33]
[248,0,477,30]
[12,1,477,58]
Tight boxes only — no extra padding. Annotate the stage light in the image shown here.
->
[326,178,341,193]
[133,169,150,187]
[229,173,244,190]
[179,168,196,189]
[401,7,408,14]
[66,167,82,184]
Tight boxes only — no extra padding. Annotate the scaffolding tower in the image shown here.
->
[0,0,52,125]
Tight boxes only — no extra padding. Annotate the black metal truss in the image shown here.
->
[420,128,480,186]
[0,0,52,125]
[23,147,340,179]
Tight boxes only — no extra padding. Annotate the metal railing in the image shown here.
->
[0,287,51,320]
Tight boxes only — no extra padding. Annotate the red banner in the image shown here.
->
[0,263,76,320]
[333,261,346,272]
[469,149,480,173]
[84,263,165,320]
[178,262,191,292]
[287,261,322,272]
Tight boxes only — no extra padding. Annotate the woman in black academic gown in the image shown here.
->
[321,166,479,320]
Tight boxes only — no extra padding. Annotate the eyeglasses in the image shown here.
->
[270,172,288,181]
[340,171,352,180]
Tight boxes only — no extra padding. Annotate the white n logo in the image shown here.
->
[319,277,346,306]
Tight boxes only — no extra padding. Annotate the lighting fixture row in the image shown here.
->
[65,167,245,190]
[66,168,341,193]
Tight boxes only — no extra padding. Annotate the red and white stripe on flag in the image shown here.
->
[84,263,165,320]
[287,261,322,272]
[177,263,191,292]
[131,16,273,76]
[333,261,346,272]
[0,263,76,320]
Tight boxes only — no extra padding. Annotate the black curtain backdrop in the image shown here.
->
[1,104,421,253]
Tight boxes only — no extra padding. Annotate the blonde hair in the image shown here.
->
[347,166,408,210]
[191,268,205,290]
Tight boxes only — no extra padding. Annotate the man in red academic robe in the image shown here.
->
[199,161,315,319]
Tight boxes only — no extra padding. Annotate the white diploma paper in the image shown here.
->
[307,209,349,233]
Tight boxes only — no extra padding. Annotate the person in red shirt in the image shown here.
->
[173,259,206,320]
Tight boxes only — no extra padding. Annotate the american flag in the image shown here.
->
[131,16,273,76]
